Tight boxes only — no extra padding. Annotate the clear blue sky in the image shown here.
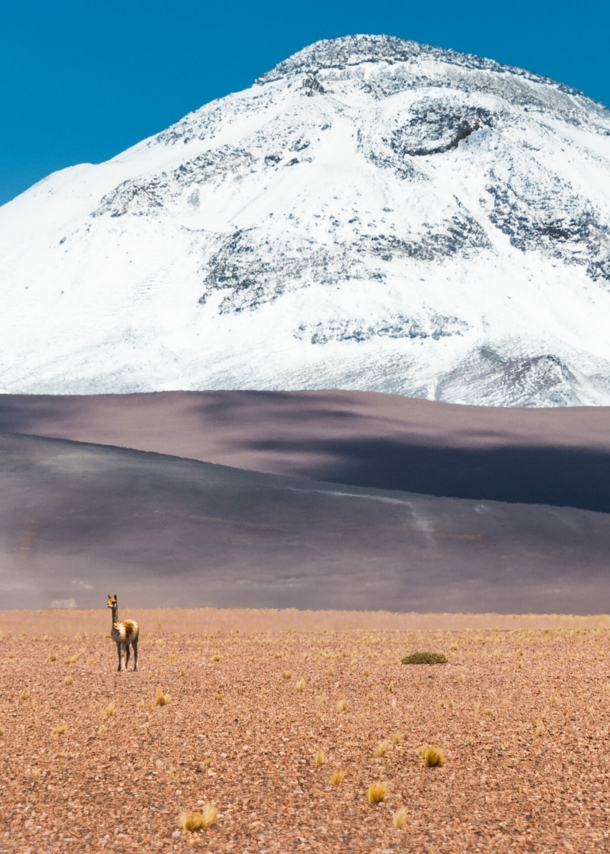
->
[1,0,608,206]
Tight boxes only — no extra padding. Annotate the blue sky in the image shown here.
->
[0,0,608,206]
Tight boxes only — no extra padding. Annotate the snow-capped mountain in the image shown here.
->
[2,34,610,406]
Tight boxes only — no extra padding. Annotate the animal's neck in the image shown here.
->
[112,605,119,627]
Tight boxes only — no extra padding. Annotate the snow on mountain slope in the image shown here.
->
[1,34,610,405]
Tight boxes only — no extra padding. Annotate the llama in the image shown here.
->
[107,594,139,672]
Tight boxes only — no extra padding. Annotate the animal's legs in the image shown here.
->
[116,642,123,672]
[133,640,138,672]
[125,643,131,669]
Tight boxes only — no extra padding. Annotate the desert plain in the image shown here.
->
[2,608,610,853]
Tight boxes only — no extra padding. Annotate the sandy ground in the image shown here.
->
[2,609,610,853]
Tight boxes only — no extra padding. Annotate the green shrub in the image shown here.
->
[401,651,447,665]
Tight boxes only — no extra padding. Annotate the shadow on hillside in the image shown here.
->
[248,437,610,514]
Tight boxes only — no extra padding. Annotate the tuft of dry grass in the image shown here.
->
[393,806,407,829]
[0,725,5,737]
[101,702,115,718]
[213,692,223,701]
[63,654,79,665]
[535,724,545,737]
[367,692,374,701]
[330,768,346,785]
[155,690,170,707]
[417,744,445,767]
[281,670,292,680]
[179,669,186,677]
[375,740,388,757]
[19,690,31,701]
[314,749,326,768]
[179,802,218,832]
[391,732,402,745]
[63,675,73,686]
[327,667,334,677]
[98,725,107,736]
[484,707,494,717]
[52,723,67,737]
[137,700,145,709]
[336,698,348,713]
[367,781,387,804]
[363,667,370,676]
[212,651,221,662]
[295,679,305,692]
[46,653,57,663]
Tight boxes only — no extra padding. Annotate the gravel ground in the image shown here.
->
[2,611,610,853]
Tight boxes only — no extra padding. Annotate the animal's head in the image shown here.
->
[107,594,117,610]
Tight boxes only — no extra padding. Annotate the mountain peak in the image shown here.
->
[1,37,610,405]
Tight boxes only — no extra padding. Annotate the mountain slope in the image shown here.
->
[1,35,610,405]
[2,432,610,612]
[2,390,610,514]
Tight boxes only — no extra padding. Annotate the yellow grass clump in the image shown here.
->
[391,732,402,745]
[179,669,186,678]
[281,670,292,680]
[393,806,407,829]
[46,653,57,663]
[375,740,388,757]
[98,725,107,736]
[63,675,73,686]
[327,667,334,677]
[336,698,348,713]
[367,781,387,804]
[213,692,223,701]
[314,749,326,768]
[484,707,494,717]
[19,690,31,701]
[64,654,79,665]
[296,679,305,692]
[535,724,545,737]
[155,690,170,707]
[179,802,218,832]
[0,725,5,737]
[52,723,67,737]
[417,744,445,767]
[212,651,221,662]
[330,768,346,785]
[101,702,115,718]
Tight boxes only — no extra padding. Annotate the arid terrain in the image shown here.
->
[2,391,610,613]
[2,608,610,853]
